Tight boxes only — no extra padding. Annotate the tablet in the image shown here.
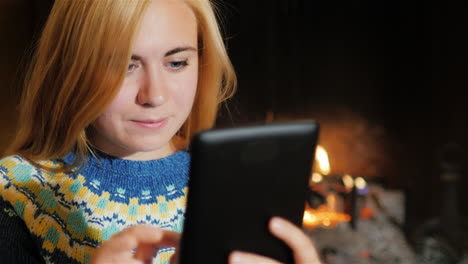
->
[179,121,319,264]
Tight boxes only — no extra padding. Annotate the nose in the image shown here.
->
[136,67,167,107]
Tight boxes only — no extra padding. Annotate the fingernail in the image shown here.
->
[230,251,245,263]
[271,217,285,230]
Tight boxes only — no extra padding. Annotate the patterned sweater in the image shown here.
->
[0,151,190,264]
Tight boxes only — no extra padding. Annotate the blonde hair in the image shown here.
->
[6,0,236,169]
[176,0,236,147]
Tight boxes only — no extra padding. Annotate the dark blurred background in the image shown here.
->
[1,0,467,246]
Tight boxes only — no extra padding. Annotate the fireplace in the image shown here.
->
[269,109,468,264]
[301,132,419,263]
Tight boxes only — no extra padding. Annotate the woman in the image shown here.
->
[0,0,321,263]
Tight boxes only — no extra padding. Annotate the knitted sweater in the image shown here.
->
[0,151,190,264]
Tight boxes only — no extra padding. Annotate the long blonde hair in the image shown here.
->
[176,0,236,147]
[6,0,236,169]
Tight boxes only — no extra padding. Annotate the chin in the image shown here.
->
[125,138,172,153]
[129,144,167,153]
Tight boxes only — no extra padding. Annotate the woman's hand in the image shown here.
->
[90,225,180,264]
[228,217,322,264]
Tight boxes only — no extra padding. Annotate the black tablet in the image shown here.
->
[179,121,319,264]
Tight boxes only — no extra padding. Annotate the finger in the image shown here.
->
[107,225,180,253]
[134,243,158,263]
[269,217,321,263]
[229,250,282,264]
[99,225,180,259]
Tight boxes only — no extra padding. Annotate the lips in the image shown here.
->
[131,118,168,129]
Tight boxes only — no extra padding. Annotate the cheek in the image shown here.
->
[101,82,136,116]
[92,82,137,132]
[173,70,198,108]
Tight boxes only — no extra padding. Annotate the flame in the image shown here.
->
[315,145,330,175]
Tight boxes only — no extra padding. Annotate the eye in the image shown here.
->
[127,62,140,74]
[168,60,188,70]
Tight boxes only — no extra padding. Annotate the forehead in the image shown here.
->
[133,0,198,53]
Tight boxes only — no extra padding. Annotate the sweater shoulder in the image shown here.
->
[0,155,35,185]
[0,154,62,173]
[0,155,59,206]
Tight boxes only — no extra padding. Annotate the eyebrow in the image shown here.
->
[165,47,197,57]
[130,46,197,61]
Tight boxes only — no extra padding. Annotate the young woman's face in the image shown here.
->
[91,0,198,160]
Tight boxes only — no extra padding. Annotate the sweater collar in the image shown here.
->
[63,149,190,177]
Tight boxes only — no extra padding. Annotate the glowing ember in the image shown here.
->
[303,204,351,229]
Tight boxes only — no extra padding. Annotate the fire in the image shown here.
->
[303,204,351,229]
[305,145,352,229]
[315,145,330,175]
